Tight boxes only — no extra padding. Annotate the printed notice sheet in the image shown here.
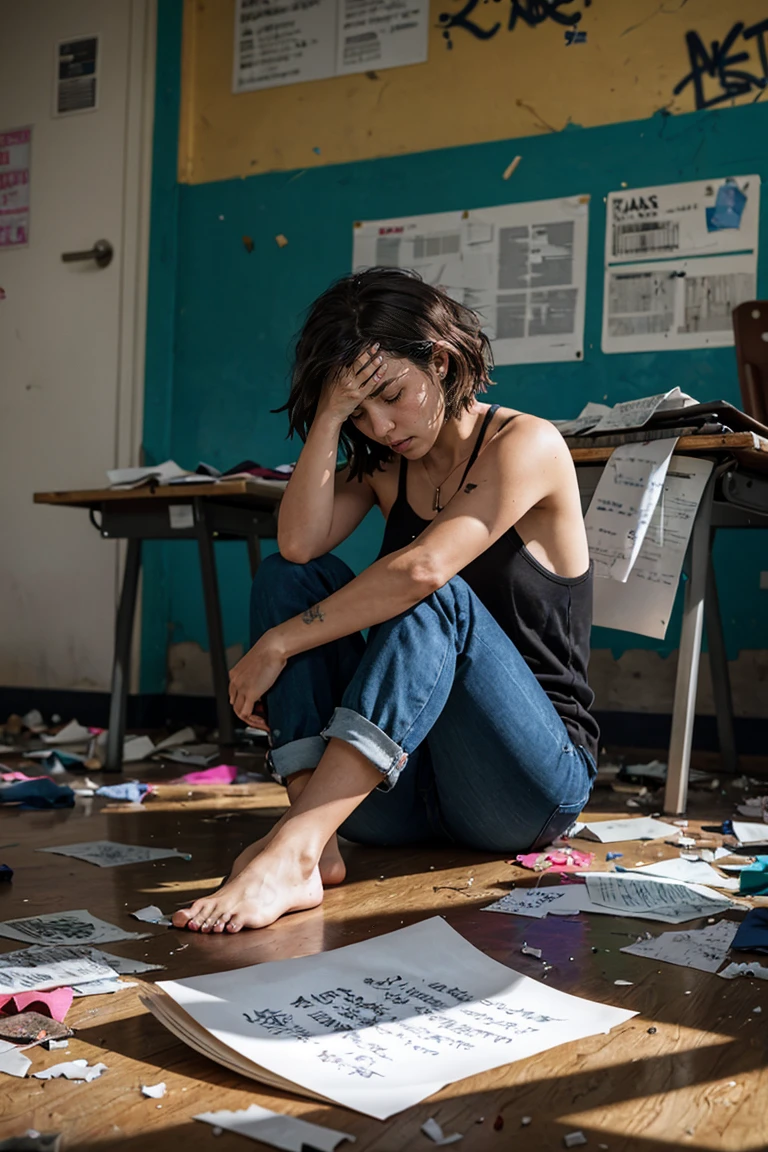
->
[233,0,428,93]
[151,917,634,1119]
[353,196,589,365]
[593,455,714,639]
[602,176,760,353]
[0,127,31,249]
[584,438,679,582]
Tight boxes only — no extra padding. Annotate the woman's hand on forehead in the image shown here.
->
[318,344,389,425]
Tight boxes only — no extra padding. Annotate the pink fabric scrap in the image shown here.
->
[0,771,45,782]
[514,849,595,873]
[0,987,74,1022]
[174,764,238,785]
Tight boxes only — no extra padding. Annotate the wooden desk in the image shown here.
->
[34,479,283,769]
[572,432,768,815]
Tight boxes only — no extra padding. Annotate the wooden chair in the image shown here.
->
[733,301,768,425]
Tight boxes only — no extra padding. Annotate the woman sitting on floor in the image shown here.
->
[173,267,599,934]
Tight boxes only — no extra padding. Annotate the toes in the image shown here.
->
[171,909,193,929]
[226,918,242,933]
[212,913,232,933]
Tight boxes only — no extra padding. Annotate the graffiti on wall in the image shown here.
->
[673,19,768,109]
[439,0,591,48]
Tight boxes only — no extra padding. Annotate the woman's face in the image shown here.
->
[346,352,449,457]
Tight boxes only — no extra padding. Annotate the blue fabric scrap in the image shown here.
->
[0,778,75,809]
[731,906,768,953]
[95,781,150,803]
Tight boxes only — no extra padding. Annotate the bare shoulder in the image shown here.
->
[490,409,569,462]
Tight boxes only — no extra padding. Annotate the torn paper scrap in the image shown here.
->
[141,1082,167,1098]
[195,1104,355,1151]
[0,1041,32,1078]
[131,906,171,926]
[585,437,679,581]
[0,944,159,986]
[483,887,592,919]
[153,727,196,752]
[37,840,188,868]
[625,857,739,891]
[422,1117,463,1145]
[40,721,92,746]
[574,817,681,843]
[0,910,149,946]
[718,962,768,981]
[620,920,739,973]
[732,822,768,846]
[34,1059,107,1082]
[72,978,138,997]
[121,736,157,763]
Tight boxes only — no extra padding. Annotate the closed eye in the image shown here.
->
[349,388,403,421]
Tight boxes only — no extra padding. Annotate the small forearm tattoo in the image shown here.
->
[302,603,325,625]
[463,482,478,494]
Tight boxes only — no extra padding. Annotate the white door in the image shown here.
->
[0,0,154,691]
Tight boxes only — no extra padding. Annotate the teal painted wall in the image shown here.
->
[142,99,768,691]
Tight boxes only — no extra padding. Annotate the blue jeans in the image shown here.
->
[250,553,596,855]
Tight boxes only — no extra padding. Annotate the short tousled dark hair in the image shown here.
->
[280,267,494,479]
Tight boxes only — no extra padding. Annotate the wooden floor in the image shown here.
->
[0,746,767,1151]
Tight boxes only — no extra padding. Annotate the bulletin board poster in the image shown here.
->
[0,127,31,250]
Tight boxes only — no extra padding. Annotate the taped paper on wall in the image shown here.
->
[602,176,760,354]
[233,0,428,93]
[592,455,714,639]
[353,196,589,365]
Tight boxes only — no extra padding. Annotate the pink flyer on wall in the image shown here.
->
[0,127,31,249]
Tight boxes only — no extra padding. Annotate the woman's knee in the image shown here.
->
[249,551,355,636]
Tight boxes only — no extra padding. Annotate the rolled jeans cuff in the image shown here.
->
[268,736,327,785]
[321,706,408,792]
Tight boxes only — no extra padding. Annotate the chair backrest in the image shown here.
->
[732,301,768,425]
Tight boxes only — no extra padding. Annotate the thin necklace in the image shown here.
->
[421,449,473,513]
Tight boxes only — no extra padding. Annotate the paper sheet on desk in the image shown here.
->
[584,438,679,581]
[589,388,695,435]
[592,455,714,639]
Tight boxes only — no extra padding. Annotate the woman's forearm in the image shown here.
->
[272,548,437,660]
[277,411,343,559]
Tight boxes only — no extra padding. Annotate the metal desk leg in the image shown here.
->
[195,502,235,745]
[105,538,142,772]
[705,553,738,776]
[664,475,716,815]
[247,533,261,579]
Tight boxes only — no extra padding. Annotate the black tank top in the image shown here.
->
[378,404,599,763]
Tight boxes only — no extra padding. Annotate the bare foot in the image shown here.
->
[171,841,323,933]
[229,832,346,888]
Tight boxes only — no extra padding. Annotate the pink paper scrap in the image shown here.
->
[0,986,74,1022]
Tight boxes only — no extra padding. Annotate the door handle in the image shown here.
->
[61,239,114,268]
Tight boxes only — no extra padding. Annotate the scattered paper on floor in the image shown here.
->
[620,920,739,973]
[141,1082,167,1098]
[574,817,683,843]
[131,905,171,925]
[422,1117,463,1145]
[718,961,768,981]
[40,721,91,746]
[37,840,188,868]
[0,910,149,946]
[195,1104,355,1151]
[0,1039,32,1078]
[0,945,117,994]
[584,874,733,923]
[732,822,768,846]
[625,857,739,891]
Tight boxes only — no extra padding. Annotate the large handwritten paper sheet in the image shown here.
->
[602,176,760,354]
[620,920,739,974]
[353,196,589,366]
[37,840,187,868]
[153,917,634,1119]
[584,439,679,581]
[625,857,739,892]
[592,456,713,639]
[0,910,149,946]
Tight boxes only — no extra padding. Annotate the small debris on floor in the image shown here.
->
[141,1082,167,1099]
[564,1132,588,1148]
[421,1117,463,1145]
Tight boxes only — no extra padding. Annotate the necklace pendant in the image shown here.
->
[433,487,441,513]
